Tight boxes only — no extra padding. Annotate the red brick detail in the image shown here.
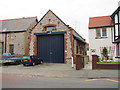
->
[33,35,37,55]
[76,55,82,70]
[92,55,120,70]
[42,24,57,32]
[28,32,32,56]
[92,55,98,69]
[64,34,67,63]
[69,30,75,63]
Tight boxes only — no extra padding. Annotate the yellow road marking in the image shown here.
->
[85,79,120,83]
[105,79,120,83]
[85,79,99,81]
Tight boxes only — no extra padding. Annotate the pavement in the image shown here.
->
[1,62,119,79]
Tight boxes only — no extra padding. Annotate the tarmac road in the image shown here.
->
[1,63,120,88]
[2,73,119,88]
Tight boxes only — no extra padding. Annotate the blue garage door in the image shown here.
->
[37,34,64,63]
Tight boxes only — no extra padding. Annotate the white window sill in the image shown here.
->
[95,37,108,39]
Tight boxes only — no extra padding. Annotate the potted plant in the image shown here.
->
[102,47,109,60]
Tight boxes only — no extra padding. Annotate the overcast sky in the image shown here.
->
[0,0,120,42]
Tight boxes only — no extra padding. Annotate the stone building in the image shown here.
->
[0,16,38,56]
[29,10,86,63]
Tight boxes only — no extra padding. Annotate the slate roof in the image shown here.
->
[0,16,37,32]
[89,16,112,29]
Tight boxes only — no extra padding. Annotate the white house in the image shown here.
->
[88,16,116,61]
[111,5,120,60]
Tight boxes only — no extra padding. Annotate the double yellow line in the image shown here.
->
[85,79,120,83]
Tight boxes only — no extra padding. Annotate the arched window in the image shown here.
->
[45,26,55,31]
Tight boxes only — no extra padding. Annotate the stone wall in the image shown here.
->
[0,43,2,57]
[29,10,73,63]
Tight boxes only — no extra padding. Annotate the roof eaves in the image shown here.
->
[0,29,27,33]
[89,25,113,29]
[73,29,86,44]
[0,16,37,21]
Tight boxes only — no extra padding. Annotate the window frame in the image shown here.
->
[96,28,107,38]
[45,26,56,31]
[43,24,56,32]
[9,44,14,54]
[118,43,120,57]
[96,28,101,37]
[9,33,14,39]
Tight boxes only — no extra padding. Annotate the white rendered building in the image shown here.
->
[88,16,116,61]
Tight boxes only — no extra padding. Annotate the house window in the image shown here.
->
[96,28,107,37]
[9,33,14,39]
[45,26,55,31]
[11,33,14,39]
[102,28,107,37]
[9,44,14,54]
[119,11,120,23]
[96,28,101,37]
[115,25,119,39]
[116,43,120,57]
[118,43,120,56]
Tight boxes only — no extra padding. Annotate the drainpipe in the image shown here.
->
[72,56,74,68]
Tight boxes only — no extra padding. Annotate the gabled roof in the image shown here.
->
[89,16,112,29]
[38,10,68,27]
[0,16,38,32]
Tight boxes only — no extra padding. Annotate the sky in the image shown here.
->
[0,0,120,43]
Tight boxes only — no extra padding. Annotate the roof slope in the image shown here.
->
[0,16,37,32]
[111,6,120,18]
[38,10,68,27]
[89,16,112,29]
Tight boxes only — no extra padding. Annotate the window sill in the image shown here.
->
[95,37,108,39]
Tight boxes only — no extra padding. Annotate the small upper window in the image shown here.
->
[96,28,101,37]
[45,26,55,31]
[119,11,120,23]
[11,33,14,39]
[96,28,107,38]
[102,28,107,37]
[10,33,14,39]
